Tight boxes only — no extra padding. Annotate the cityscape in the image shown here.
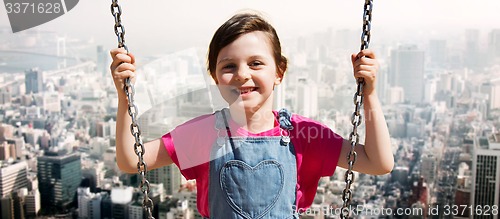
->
[0,11,500,219]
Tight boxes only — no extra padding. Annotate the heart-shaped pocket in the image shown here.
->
[4,0,79,33]
[220,160,284,219]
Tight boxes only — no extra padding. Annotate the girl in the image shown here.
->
[110,12,393,218]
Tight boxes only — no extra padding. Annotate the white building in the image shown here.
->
[420,153,437,183]
[471,133,500,219]
[77,187,103,219]
[296,78,318,118]
[0,161,28,197]
[25,189,41,217]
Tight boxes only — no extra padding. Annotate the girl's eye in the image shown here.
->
[223,64,236,70]
[250,61,263,67]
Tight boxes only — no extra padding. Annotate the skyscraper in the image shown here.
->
[489,29,500,59]
[37,151,81,211]
[24,69,43,94]
[471,133,500,219]
[428,39,447,68]
[97,45,108,77]
[390,45,425,104]
[465,29,481,70]
[295,78,318,119]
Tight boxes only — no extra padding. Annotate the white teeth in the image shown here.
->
[237,88,255,94]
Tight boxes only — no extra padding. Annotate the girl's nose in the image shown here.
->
[234,67,250,81]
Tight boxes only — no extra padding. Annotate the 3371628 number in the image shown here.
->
[442,205,498,216]
[5,2,62,14]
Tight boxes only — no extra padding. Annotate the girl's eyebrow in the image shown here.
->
[217,55,269,65]
[217,58,232,65]
[249,55,266,60]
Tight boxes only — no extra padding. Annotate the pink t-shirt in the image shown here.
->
[162,111,343,217]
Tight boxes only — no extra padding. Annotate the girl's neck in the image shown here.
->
[228,105,276,134]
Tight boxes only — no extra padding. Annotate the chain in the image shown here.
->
[111,1,155,218]
[340,0,373,218]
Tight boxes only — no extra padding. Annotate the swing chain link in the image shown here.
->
[341,0,373,218]
[111,1,155,218]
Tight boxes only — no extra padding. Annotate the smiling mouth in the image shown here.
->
[235,87,258,94]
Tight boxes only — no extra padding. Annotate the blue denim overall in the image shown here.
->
[208,108,299,219]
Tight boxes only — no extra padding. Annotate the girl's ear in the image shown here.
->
[275,60,286,85]
[274,74,283,85]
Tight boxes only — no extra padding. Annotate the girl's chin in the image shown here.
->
[229,100,260,111]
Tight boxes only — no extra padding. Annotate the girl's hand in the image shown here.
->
[351,49,379,96]
[110,48,136,98]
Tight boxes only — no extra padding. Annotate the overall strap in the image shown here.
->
[277,108,293,146]
[221,108,236,150]
[214,108,236,150]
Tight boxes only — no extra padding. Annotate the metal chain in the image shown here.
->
[111,1,155,218]
[340,0,373,218]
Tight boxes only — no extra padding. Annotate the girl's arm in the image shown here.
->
[110,48,173,174]
[337,49,394,175]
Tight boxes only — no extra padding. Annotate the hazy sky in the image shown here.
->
[1,0,499,56]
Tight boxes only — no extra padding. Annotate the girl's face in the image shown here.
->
[215,31,282,113]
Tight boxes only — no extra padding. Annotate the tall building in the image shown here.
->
[480,80,500,117]
[0,88,12,105]
[37,151,81,210]
[148,165,181,196]
[423,78,437,103]
[24,189,41,217]
[295,78,318,119]
[420,153,437,183]
[97,45,109,77]
[128,201,143,219]
[489,29,500,59]
[77,187,103,219]
[273,78,286,110]
[389,45,425,104]
[465,29,481,70]
[0,141,13,160]
[24,69,43,94]
[81,160,105,191]
[110,187,133,219]
[486,79,500,110]
[428,39,447,68]
[7,138,24,161]
[471,133,500,219]
[0,161,29,197]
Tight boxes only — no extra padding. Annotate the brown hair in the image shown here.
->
[207,12,288,83]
